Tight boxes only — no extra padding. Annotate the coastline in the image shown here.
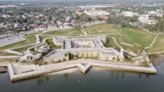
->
[7,59,157,82]
[47,67,108,76]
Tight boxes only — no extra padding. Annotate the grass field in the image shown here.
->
[85,23,163,53]
[44,29,82,36]
[0,23,163,54]
[104,37,120,50]
[46,38,61,48]
[85,23,120,35]
[147,34,164,53]
[0,29,80,50]
[13,45,32,52]
[0,52,16,56]
[119,28,155,48]
[89,23,155,47]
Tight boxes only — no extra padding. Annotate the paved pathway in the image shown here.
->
[3,49,23,55]
[144,33,159,50]
[0,56,19,59]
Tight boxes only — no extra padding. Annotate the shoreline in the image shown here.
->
[0,66,7,73]
[7,59,157,82]
[47,67,108,76]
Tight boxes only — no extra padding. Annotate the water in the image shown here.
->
[0,56,164,92]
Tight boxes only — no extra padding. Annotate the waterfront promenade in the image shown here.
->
[8,59,157,82]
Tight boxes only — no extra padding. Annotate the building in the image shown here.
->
[121,11,138,17]
[138,14,157,25]
[45,36,124,63]
[148,10,163,17]
[84,10,109,19]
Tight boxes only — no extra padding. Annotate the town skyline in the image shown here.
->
[0,0,164,4]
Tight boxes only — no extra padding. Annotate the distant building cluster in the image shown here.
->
[75,7,109,20]
[84,10,109,17]
[0,3,164,36]
[121,11,138,17]
[121,9,163,25]
[0,6,76,34]
[138,14,157,25]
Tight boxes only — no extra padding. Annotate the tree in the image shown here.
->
[157,16,164,32]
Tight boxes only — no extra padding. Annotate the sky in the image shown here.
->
[0,0,163,1]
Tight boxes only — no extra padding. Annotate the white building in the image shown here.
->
[0,5,17,8]
[148,11,163,17]
[121,11,138,17]
[138,14,157,25]
[84,10,109,17]
[2,14,10,18]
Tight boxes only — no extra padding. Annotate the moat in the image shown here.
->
[0,56,163,92]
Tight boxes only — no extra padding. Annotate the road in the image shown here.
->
[0,35,25,47]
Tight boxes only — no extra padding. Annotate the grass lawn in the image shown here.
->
[87,23,158,53]
[40,35,52,40]
[104,37,120,50]
[86,23,120,35]
[13,45,32,52]
[0,23,163,54]
[0,52,16,56]
[91,23,155,48]
[0,28,85,50]
[46,38,61,48]
[119,28,155,49]
[139,61,150,67]
[147,34,164,53]
[44,29,82,36]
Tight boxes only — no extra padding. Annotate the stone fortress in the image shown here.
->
[44,35,124,63]
[7,35,157,82]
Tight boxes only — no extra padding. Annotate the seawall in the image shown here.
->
[8,59,157,82]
